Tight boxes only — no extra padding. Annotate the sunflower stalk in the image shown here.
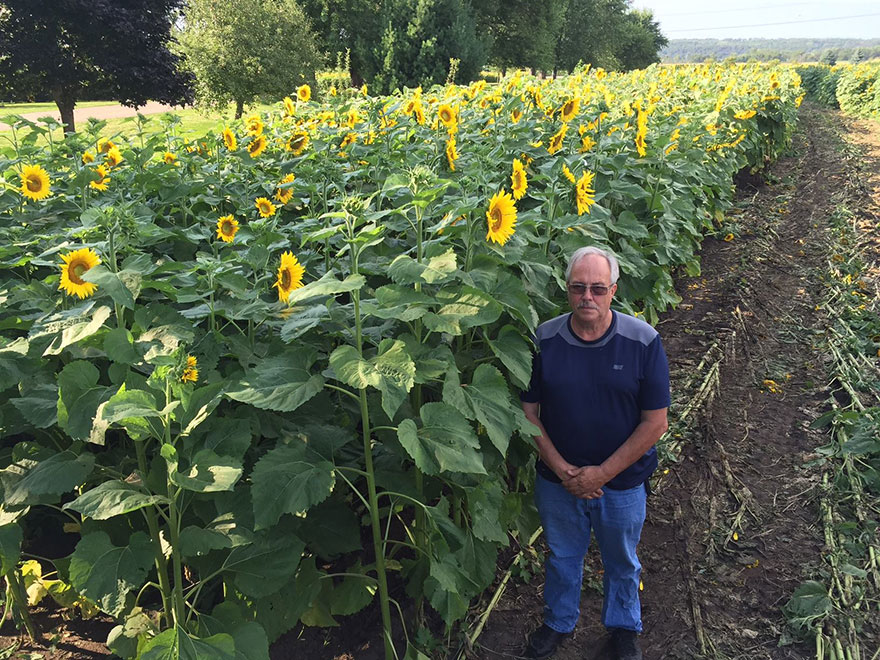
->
[5,569,37,640]
[348,219,395,660]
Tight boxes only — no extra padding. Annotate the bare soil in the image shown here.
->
[2,103,879,660]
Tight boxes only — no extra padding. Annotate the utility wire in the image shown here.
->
[665,11,880,33]
[661,2,811,18]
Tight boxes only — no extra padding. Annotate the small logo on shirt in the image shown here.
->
[613,364,624,370]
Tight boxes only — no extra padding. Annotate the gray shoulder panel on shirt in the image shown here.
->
[615,312,659,346]
[534,313,570,342]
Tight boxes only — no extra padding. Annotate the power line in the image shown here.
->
[661,2,811,18]
[665,11,880,33]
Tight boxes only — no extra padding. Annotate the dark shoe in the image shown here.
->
[609,627,643,660]
[525,624,572,659]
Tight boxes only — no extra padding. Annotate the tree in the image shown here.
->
[487,0,567,74]
[613,9,667,70]
[553,0,632,75]
[299,0,488,93]
[0,0,193,133]
[176,0,323,119]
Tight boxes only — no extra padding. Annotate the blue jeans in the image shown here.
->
[535,474,646,634]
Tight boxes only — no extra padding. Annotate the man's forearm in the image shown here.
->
[597,412,668,484]
[522,402,574,479]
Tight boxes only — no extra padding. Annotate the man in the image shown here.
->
[520,246,670,660]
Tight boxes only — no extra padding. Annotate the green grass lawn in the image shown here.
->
[0,100,111,121]
[0,102,278,145]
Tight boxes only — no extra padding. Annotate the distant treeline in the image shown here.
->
[662,39,880,64]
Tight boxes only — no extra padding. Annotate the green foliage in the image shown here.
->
[795,65,841,108]
[0,64,800,658]
[836,61,880,118]
[176,0,323,116]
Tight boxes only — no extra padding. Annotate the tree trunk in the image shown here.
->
[553,67,558,79]
[52,85,77,133]
[234,99,244,120]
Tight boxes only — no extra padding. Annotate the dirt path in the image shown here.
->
[0,101,183,129]
[476,103,880,660]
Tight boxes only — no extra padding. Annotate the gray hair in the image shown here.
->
[565,246,620,284]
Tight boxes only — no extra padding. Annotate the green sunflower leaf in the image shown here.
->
[63,481,167,520]
[397,403,485,475]
[226,352,324,413]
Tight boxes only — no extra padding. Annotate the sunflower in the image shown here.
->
[58,248,100,299]
[511,108,523,124]
[105,146,123,168]
[339,132,357,150]
[82,151,95,164]
[511,158,527,200]
[275,173,295,204]
[579,135,597,153]
[297,84,311,103]
[181,355,198,383]
[562,163,576,184]
[19,165,51,201]
[274,251,305,303]
[97,139,116,154]
[248,134,267,158]
[575,170,596,216]
[216,215,239,243]
[245,115,263,136]
[286,131,310,155]
[635,106,648,157]
[547,123,568,155]
[445,136,458,171]
[438,103,456,131]
[560,98,580,123]
[283,96,296,116]
[485,190,517,246]
[222,127,237,151]
[414,103,426,126]
[89,165,110,191]
[255,197,276,218]
[163,151,177,165]
[346,108,359,128]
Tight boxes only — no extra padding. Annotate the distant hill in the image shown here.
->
[662,38,880,63]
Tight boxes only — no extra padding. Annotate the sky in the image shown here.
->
[631,0,880,40]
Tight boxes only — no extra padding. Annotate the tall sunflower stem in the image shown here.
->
[353,282,395,660]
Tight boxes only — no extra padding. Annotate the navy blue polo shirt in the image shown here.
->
[521,310,670,489]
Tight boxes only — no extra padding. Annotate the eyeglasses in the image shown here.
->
[567,283,613,297]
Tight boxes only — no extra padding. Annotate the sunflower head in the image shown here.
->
[98,139,116,154]
[548,124,568,155]
[438,103,456,130]
[286,131,310,156]
[163,152,177,165]
[82,151,95,164]
[297,84,312,103]
[485,190,517,246]
[255,197,276,218]
[89,165,110,191]
[222,127,237,151]
[274,251,305,303]
[511,108,523,124]
[181,355,199,383]
[216,215,239,243]
[59,248,101,299]
[104,146,123,168]
[445,136,458,172]
[248,135,267,158]
[275,173,295,204]
[20,164,51,201]
[575,170,596,216]
[560,98,580,123]
[245,115,263,136]
[283,96,296,116]
[511,159,527,200]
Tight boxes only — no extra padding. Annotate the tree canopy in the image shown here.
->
[175,0,323,118]
[0,0,193,132]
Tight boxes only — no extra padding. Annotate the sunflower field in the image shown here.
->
[0,63,801,659]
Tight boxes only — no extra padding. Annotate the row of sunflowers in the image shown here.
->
[0,63,801,659]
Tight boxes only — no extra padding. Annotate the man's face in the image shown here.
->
[567,254,616,326]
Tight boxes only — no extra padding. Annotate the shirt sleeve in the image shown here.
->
[638,335,671,410]
[520,348,542,403]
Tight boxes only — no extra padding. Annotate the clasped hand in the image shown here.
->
[561,465,605,499]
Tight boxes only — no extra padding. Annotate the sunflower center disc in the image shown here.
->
[70,262,87,284]
[490,210,503,232]
[281,271,291,289]
[26,177,42,192]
